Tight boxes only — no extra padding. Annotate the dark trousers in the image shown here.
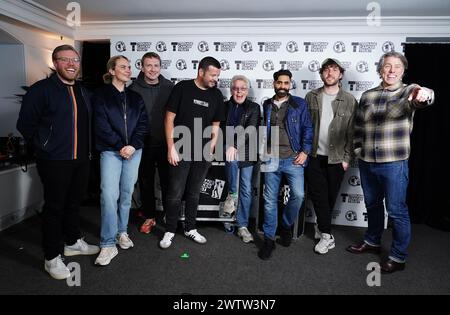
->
[306,155,345,234]
[165,161,211,233]
[36,158,90,260]
[138,145,169,219]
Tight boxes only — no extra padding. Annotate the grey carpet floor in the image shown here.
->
[0,206,449,295]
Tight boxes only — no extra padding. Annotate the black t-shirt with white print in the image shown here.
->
[166,79,225,161]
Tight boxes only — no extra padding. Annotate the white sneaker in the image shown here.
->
[223,194,237,216]
[95,247,118,266]
[64,238,100,256]
[314,224,322,240]
[237,227,254,243]
[314,233,336,254]
[184,229,207,244]
[160,232,175,249]
[117,233,134,250]
[44,255,71,280]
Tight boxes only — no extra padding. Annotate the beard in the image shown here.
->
[275,88,289,98]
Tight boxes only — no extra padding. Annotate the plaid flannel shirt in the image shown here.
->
[354,81,434,163]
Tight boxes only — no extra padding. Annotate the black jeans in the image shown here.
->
[306,155,345,234]
[165,160,211,233]
[138,145,169,219]
[36,158,90,260]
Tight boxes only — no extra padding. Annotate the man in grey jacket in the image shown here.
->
[129,52,174,234]
[305,58,358,254]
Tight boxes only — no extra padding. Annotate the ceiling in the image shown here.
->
[26,0,450,21]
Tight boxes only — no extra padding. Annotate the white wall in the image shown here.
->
[0,44,25,136]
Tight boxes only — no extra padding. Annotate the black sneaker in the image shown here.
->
[258,238,275,260]
[277,225,292,247]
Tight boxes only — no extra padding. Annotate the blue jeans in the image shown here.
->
[262,157,305,240]
[99,149,142,247]
[225,161,254,228]
[359,159,410,263]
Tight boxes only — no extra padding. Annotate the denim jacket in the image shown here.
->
[262,95,313,162]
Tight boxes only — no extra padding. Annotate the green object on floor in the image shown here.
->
[180,252,189,259]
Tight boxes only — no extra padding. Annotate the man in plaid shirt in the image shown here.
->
[346,52,434,274]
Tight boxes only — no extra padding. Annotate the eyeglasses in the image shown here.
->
[56,57,81,63]
[232,87,248,92]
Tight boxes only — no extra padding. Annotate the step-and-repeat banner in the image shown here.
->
[111,35,404,227]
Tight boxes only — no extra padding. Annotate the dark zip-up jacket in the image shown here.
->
[93,84,148,152]
[17,73,92,160]
[263,95,313,161]
[224,97,261,167]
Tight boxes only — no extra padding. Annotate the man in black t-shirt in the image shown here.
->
[160,57,225,249]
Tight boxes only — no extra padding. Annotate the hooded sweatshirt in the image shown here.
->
[129,72,174,146]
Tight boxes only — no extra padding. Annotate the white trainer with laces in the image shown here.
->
[184,229,207,244]
[44,255,71,280]
[64,238,100,256]
[237,227,254,243]
[314,233,336,254]
[117,233,134,250]
[160,232,175,249]
[95,247,118,266]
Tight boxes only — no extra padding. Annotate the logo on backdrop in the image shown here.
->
[304,41,329,52]
[341,193,364,204]
[291,80,297,90]
[218,78,232,89]
[213,42,237,52]
[135,60,141,70]
[220,59,230,71]
[198,41,209,52]
[356,61,370,73]
[308,60,321,72]
[382,41,395,53]
[235,60,258,71]
[301,80,323,90]
[345,211,358,221]
[241,41,253,53]
[280,61,304,71]
[351,42,377,53]
[257,42,282,52]
[333,41,346,53]
[192,60,199,70]
[263,60,275,72]
[161,60,172,70]
[256,79,274,89]
[171,42,194,52]
[115,41,126,52]
[176,59,187,70]
[156,41,167,52]
[286,41,299,53]
[130,42,152,52]
[348,176,361,186]
[348,81,374,92]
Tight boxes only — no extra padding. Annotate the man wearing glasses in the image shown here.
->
[223,75,260,243]
[17,45,99,280]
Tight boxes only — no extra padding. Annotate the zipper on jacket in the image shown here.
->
[43,125,53,147]
[122,94,129,145]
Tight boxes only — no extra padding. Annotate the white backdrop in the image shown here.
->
[111,35,403,227]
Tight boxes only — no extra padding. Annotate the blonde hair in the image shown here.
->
[103,55,129,84]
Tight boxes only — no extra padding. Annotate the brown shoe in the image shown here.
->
[380,259,405,274]
[346,242,381,254]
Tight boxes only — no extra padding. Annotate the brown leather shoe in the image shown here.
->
[380,259,405,274]
[346,242,381,254]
